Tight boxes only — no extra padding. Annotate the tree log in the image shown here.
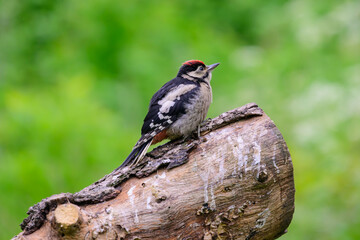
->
[13,103,295,240]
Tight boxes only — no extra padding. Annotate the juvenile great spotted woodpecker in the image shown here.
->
[118,60,220,169]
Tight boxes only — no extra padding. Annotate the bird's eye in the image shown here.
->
[199,66,204,71]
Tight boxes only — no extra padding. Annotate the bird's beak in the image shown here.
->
[207,63,220,72]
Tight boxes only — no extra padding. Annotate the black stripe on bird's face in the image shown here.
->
[178,61,206,77]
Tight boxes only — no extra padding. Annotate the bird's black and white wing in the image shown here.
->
[118,78,199,168]
[137,78,199,147]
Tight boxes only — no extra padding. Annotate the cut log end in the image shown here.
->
[52,204,82,235]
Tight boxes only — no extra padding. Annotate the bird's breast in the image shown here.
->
[167,82,212,138]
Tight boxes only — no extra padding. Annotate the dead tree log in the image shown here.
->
[13,103,294,240]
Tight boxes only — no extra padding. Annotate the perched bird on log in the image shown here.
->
[118,60,220,169]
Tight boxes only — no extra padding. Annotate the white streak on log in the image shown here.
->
[198,146,211,204]
[237,136,244,174]
[146,197,152,210]
[218,157,225,185]
[244,155,248,176]
[158,172,166,179]
[253,142,262,178]
[200,168,209,203]
[127,185,139,223]
[228,136,239,177]
[256,208,271,229]
[210,184,216,210]
[273,145,280,174]
[227,134,244,178]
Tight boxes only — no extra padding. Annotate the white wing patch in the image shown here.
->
[159,101,175,113]
[158,84,196,114]
[149,121,161,129]
[158,113,171,120]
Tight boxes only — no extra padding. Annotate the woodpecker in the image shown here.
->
[118,60,220,169]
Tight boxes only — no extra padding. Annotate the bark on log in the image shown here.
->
[13,103,295,240]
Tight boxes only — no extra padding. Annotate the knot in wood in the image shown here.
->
[196,203,212,216]
[155,195,167,203]
[257,169,268,183]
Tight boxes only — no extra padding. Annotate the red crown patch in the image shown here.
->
[182,60,205,66]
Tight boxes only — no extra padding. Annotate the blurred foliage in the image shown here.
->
[0,0,359,239]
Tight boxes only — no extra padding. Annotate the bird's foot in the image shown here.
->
[189,125,201,140]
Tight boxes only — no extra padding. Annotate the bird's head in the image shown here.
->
[177,60,220,83]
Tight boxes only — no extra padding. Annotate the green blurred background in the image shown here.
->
[0,0,359,239]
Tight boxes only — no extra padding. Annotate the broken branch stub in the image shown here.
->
[13,103,295,240]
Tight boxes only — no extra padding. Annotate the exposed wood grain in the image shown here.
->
[13,103,294,240]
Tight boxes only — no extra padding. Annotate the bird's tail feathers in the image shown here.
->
[117,139,152,170]
[134,140,152,165]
